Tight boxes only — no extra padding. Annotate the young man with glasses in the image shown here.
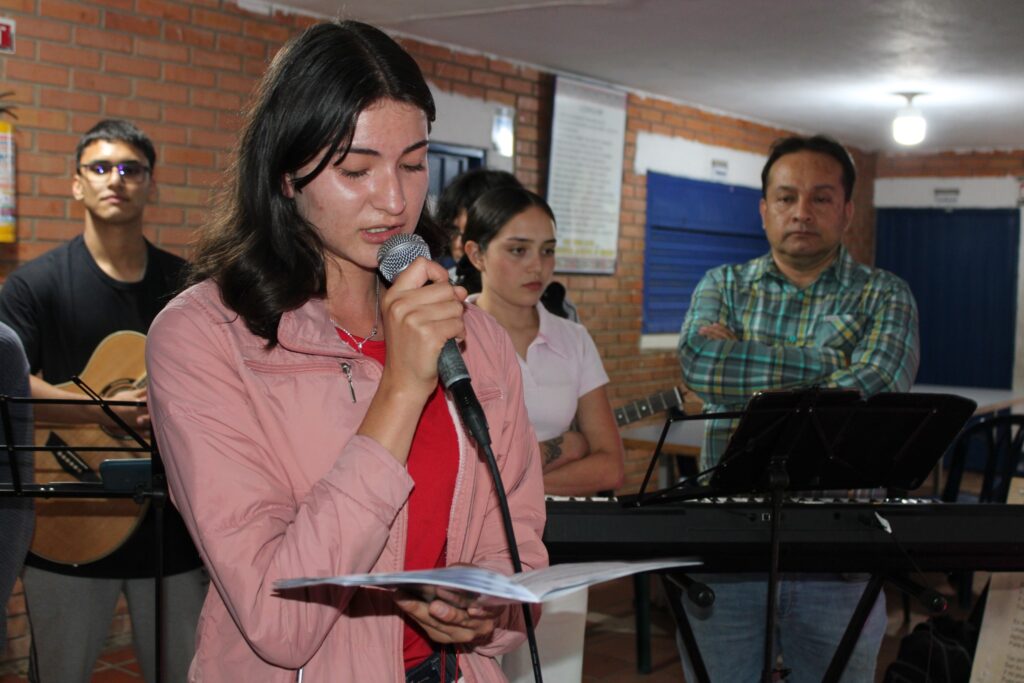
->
[0,119,205,683]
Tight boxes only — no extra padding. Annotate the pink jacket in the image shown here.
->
[147,280,548,682]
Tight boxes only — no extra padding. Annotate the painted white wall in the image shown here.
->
[874,176,1020,209]
[640,333,679,351]
[633,132,766,189]
[1017,206,1024,396]
[428,83,514,173]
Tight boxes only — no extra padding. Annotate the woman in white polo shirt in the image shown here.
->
[456,185,625,682]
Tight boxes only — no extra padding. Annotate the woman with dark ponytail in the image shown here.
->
[459,186,624,682]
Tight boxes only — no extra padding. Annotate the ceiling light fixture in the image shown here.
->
[892,92,926,146]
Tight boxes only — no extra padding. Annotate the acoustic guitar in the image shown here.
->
[614,387,683,427]
[32,330,150,566]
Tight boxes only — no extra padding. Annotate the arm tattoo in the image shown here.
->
[541,436,564,467]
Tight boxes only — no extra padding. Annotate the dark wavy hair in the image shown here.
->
[436,168,522,253]
[454,186,555,295]
[761,134,856,201]
[190,20,444,345]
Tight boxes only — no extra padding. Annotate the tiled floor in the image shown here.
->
[0,642,141,682]
[88,646,145,682]
[582,572,976,683]
[583,577,686,682]
[0,570,968,682]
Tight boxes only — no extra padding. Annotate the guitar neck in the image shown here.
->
[614,388,682,427]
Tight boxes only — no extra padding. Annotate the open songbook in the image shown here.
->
[275,558,698,605]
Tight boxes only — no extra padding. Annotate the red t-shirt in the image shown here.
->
[337,333,459,670]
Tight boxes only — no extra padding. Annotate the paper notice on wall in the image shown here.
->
[546,77,626,274]
[970,477,1024,682]
[0,119,15,243]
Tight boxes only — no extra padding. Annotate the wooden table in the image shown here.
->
[620,418,703,489]
[621,418,704,456]
[912,384,1024,415]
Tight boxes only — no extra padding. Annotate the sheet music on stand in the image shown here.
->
[0,378,170,683]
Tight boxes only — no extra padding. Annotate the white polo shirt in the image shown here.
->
[468,296,608,441]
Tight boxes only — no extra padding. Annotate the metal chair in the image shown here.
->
[942,414,1024,505]
[941,414,1024,608]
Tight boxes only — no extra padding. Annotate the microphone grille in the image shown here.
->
[377,233,432,283]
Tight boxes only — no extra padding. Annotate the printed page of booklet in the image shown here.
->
[275,558,699,604]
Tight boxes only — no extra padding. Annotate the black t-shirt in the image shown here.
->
[0,235,203,578]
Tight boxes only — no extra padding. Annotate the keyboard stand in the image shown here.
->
[662,572,711,683]
[637,388,975,682]
[823,573,947,682]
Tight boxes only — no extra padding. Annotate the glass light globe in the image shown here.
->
[892,107,926,145]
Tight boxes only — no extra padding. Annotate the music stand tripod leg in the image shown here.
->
[153,491,164,683]
[149,452,167,683]
[821,574,885,683]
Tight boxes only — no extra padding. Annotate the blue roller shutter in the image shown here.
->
[643,171,766,334]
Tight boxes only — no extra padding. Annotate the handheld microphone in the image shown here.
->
[377,233,491,446]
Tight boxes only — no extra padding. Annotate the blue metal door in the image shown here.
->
[875,208,1020,389]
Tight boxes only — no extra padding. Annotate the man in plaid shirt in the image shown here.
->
[675,135,920,682]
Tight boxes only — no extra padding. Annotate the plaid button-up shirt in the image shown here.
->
[678,246,920,469]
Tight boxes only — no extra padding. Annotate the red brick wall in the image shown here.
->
[877,149,1024,177]
[0,1,325,282]
[0,0,321,671]
[0,0,885,669]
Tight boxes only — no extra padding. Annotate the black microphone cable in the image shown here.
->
[378,233,544,683]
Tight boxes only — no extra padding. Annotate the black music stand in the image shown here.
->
[0,384,168,683]
[648,387,976,683]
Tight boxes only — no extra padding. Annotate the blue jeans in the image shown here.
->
[676,574,886,683]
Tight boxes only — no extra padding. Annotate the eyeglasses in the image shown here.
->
[77,161,151,183]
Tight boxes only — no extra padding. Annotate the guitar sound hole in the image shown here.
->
[101,378,135,395]
[99,377,140,440]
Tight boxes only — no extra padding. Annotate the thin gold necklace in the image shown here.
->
[333,277,380,354]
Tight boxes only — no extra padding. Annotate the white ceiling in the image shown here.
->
[243,0,1024,153]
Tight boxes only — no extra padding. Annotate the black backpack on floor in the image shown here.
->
[882,616,979,683]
